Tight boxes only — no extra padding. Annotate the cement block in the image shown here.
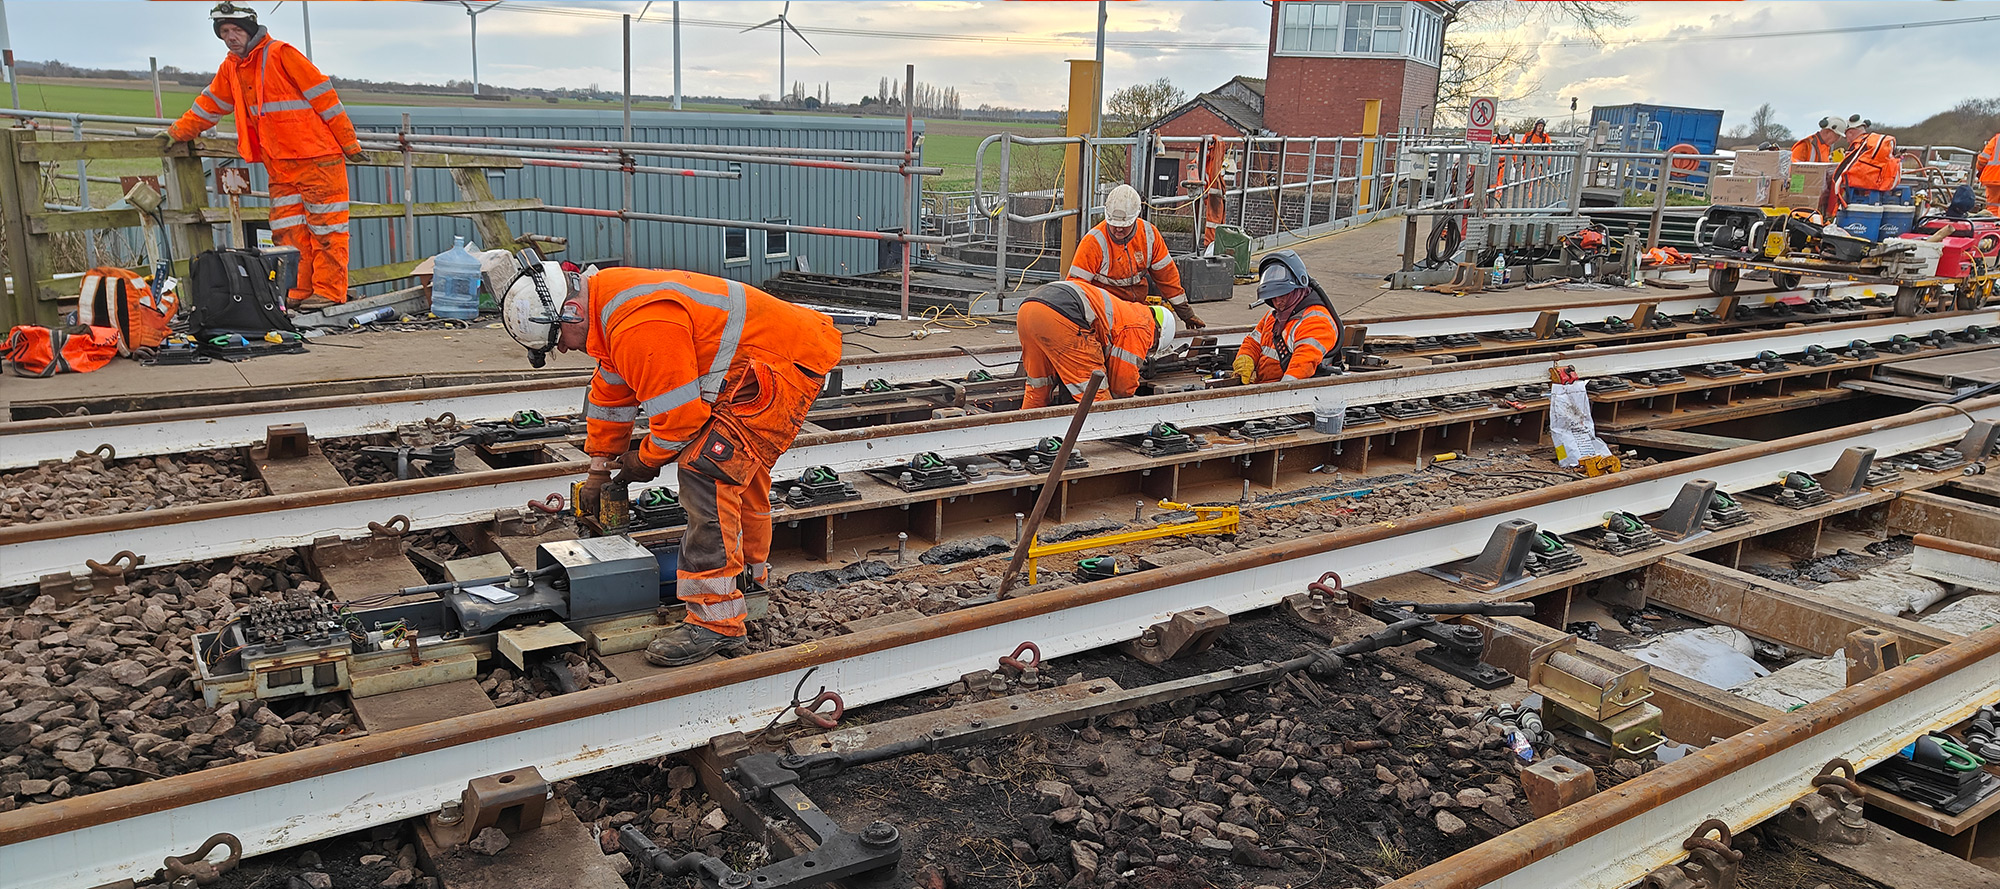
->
[1522,754,1596,818]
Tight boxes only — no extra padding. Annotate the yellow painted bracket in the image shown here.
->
[1025,500,1240,584]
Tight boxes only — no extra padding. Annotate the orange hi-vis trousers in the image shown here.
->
[266,154,350,304]
[675,462,772,636]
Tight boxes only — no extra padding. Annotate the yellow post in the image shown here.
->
[1359,99,1383,212]
[1060,59,1100,275]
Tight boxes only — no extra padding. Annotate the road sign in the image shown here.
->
[1467,96,1497,144]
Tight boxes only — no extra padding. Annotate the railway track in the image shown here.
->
[3,310,1994,589]
[0,286,1882,469]
[2,389,1995,889]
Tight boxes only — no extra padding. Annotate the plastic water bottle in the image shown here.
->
[429,236,483,320]
[1490,252,1507,287]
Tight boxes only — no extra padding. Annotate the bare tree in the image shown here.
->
[1106,77,1187,135]
[1436,2,1633,121]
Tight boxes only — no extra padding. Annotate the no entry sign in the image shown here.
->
[1467,96,1496,144]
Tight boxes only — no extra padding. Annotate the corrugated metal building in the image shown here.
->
[244,107,921,286]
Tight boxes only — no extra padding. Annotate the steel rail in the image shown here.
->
[1389,624,2000,889]
[2,397,1993,889]
[3,311,1995,587]
[0,289,1895,470]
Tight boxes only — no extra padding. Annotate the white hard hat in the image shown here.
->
[501,258,583,368]
[1151,305,1176,357]
[1106,184,1142,227]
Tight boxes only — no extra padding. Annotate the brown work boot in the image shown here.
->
[289,295,340,312]
[645,622,747,667]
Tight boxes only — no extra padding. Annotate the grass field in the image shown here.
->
[14,77,1068,192]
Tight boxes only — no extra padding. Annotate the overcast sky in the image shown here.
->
[4,1,1995,133]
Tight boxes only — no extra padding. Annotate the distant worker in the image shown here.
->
[1068,184,1206,329]
[166,3,364,311]
[1016,279,1176,408]
[1791,117,1843,164]
[1837,116,1901,202]
[501,262,842,666]
[1233,251,1342,384]
[1523,119,1552,145]
[1979,131,1999,215]
[1492,128,1515,185]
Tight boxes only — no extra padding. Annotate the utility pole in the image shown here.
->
[301,0,313,60]
[150,57,162,117]
[0,0,19,111]
[672,1,682,110]
[622,14,634,266]
[462,2,502,97]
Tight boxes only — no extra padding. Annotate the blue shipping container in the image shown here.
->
[1588,103,1725,189]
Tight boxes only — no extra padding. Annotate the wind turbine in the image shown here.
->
[742,2,818,104]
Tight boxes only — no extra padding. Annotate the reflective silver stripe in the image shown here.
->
[1066,264,1096,281]
[682,584,747,619]
[1149,251,1177,271]
[191,105,225,124]
[318,102,346,121]
[1105,272,1148,286]
[584,402,639,423]
[200,88,234,112]
[1291,337,1326,353]
[305,221,348,235]
[640,379,702,416]
[1064,380,1089,397]
[256,100,313,114]
[272,194,304,208]
[1166,294,1191,307]
[302,80,334,99]
[268,215,304,230]
[598,281,746,400]
[304,200,348,214]
[1087,228,1112,276]
[1025,375,1054,388]
[648,435,690,453]
[1261,346,1281,360]
[1108,346,1144,366]
[596,367,626,387]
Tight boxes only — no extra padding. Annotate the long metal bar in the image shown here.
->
[3,402,1993,889]
[0,292,1902,469]
[536,205,948,245]
[4,313,1992,585]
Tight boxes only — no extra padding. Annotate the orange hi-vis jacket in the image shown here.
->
[169,33,360,162]
[1018,279,1160,405]
[581,269,842,468]
[1068,219,1187,306]
[1842,132,1902,193]
[1237,303,1339,382]
[1979,134,2000,185]
[1791,136,1834,164]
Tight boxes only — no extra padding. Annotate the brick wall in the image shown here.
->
[1262,5,1439,137]
[1156,103,1248,141]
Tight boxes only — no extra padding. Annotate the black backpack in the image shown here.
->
[188,248,295,337]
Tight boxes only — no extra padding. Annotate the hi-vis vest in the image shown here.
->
[79,268,178,356]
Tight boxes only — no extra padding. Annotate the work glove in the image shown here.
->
[343,146,368,164]
[616,449,661,484]
[577,468,612,518]
[154,130,180,152]
[1171,301,1207,330]
[1233,354,1257,385]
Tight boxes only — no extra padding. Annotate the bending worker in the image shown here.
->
[166,3,364,310]
[1069,184,1207,329]
[1837,116,1901,203]
[1791,116,1844,164]
[1234,251,1342,384]
[1016,279,1177,408]
[501,261,842,666]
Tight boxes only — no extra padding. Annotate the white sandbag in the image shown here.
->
[1920,594,2000,636]
[1548,381,1610,468]
[1731,656,1845,712]
[1625,626,1769,689]
[1809,562,1949,617]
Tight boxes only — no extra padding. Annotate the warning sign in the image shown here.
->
[1466,96,1497,144]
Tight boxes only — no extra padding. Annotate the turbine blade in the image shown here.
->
[786,19,820,54]
[740,17,781,32]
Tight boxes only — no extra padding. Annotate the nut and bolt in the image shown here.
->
[436,800,465,825]
[1134,500,1146,522]
[896,532,908,563]
[861,821,901,847]
[1014,513,1025,544]
[1136,627,1161,649]
[721,873,753,888]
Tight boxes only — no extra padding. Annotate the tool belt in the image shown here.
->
[4,325,121,377]
[680,359,825,486]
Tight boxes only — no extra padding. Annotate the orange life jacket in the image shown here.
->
[4,326,121,377]
[79,268,179,357]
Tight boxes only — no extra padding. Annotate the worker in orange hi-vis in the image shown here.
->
[1838,116,1902,200]
[1979,131,2000,215]
[1234,251,1343,384]
[1199,136,1229,250]
[1791,116,1843,164]
[1523,119,1552,145]
[165,3,364,310]
[1067,185,1205,329]
[1015,279,1176,409]
[500,262,842,667]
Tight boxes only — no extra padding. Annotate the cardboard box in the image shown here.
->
[1710,175,1770,206]
[1732,150,1791,181]
[1785,161,1836,196]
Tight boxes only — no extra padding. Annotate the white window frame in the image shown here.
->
[1273,2,1442,68]
[724,227,751,265]
[764,218,790,259]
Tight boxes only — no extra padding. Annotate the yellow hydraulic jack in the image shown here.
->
[1025,500,1239,584]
